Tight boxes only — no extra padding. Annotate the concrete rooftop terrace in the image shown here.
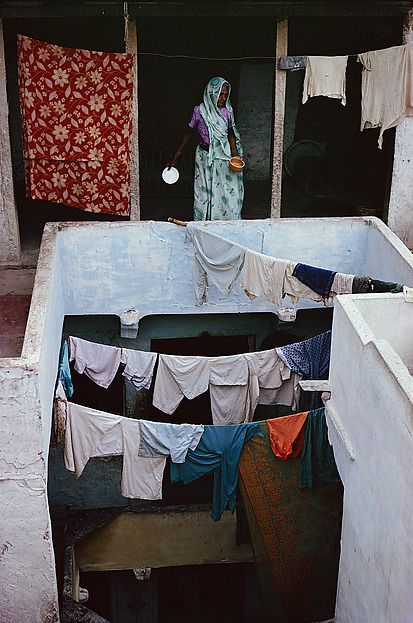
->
[1,216,413,623]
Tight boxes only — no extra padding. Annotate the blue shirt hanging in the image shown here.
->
[170,422,262,521]
[293,263,336,297]
[58,339,74,398]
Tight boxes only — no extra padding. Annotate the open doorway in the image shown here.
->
[138,17,276,221]
[282,15,403,219]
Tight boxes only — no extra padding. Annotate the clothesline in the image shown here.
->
[61,398,337,519]
[57,330,331,435]
[135,47,399,62]
[185,222,404,308]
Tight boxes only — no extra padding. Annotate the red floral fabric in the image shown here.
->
[17,35,134,216]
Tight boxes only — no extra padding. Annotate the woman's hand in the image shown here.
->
[166,154,180,170]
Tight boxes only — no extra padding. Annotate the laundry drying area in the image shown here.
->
[1,215,413,622]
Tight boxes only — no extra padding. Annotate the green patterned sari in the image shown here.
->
[193,76,244,221]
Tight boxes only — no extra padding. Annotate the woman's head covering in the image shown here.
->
[199,76,242,163]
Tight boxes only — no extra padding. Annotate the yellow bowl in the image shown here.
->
[229,156,245,172]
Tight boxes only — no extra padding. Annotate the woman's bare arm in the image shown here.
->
[228,127,239,158]
[167,128,194,168]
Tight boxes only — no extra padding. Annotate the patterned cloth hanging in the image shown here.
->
[17,35,134,215]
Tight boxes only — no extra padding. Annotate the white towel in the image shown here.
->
[358,44,413,148]
[242,249,290,306]
[302,55,348,105]
[186,223,246,304]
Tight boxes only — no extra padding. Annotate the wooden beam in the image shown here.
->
[126,18,140,221]
[1,2,411,19]
[270,18,288,219]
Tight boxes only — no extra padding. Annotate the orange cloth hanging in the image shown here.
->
[266,411,308,460]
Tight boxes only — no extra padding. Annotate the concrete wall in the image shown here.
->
[388,117,413,249]
[0,221,61,621]
[76,509,253,572]
[58,217,413,320]
[387,13,413,248]
[237,64,273,181]
[1,217,413,619]
[0,20,20,266]
[0,361,59,622]
[326,294,413,623]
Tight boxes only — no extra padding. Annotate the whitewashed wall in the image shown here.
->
[327,294,413,623]
[58,217,413,319]
[1,217,413,621]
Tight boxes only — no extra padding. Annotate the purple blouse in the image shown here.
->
[188,105,232,147]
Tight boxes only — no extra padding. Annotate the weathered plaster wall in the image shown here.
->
[237,64,273,181]
[0,364,59,623]
[388,118,413,249]
[58,218,409,320]
[75,509,253,572]
[362,217,413,285]
[0,226,62,622]
[387,11,413,248]
[326,295,413,623]
[22,224,66,453]
[1,217,413,620]
[0,20,20,266]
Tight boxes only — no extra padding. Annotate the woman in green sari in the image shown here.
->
[168,76,244,221]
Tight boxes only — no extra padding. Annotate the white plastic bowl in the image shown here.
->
[162,167,179,184]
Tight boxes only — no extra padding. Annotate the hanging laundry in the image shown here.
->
[64,402,167,500]
[244,349,301,411]
[267,411,308,461]
[121,349,157,390]
[351,276,403,293]
[170,423,262,521]
[52,380,68,445]
[58,339,74,398]
[64,401,123,477]
[94,418,167,500]
[292,263,336,298]
[152,353,253,425]
[283,263,326,304]
[238,421,342,622]
[69,336,122,389]
[138,420,204,463]
[298,407,341,488]
[17,35,134,215]
[278,55,307,70]
[277,331,332,411]
[186,223,246,305]
[302,55,348,105]
[330,272,354,295]
[358,43,413,148]
[241,250,292,306]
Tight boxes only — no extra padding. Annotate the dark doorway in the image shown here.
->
[282,15,403,220]
[138,17,276,222]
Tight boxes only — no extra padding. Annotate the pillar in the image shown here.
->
[0,20,21,265]
[270,18,288,219]
[387,9,413,248]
